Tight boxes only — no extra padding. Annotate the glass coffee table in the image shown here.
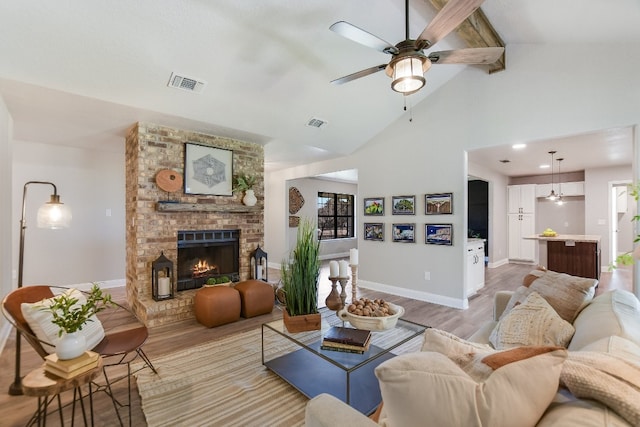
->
[262,308,428,415]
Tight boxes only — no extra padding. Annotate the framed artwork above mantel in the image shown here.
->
[184,143,233,196]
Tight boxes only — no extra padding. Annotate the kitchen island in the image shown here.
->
[524,234,601,279]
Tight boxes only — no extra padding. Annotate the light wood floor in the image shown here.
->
[0,263,631,426]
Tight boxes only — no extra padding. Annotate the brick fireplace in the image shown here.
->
[125,122,264,327]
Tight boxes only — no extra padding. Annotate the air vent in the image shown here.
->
[167,72,206,93]
[306,117,328,129]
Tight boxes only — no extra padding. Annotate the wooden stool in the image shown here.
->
[194,286,241,327]
[22,358,102,426]
[234,280,274,318]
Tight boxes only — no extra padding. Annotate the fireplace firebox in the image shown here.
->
[177,230,240,291]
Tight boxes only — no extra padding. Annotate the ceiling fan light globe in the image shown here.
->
[391,57,426,94]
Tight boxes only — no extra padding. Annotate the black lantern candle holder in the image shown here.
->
[251,245,268,282]
[152,251,174,301]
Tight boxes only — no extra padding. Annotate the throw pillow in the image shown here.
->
[502,270,598,323]
[490,291,575,350]
[375,349,567,427]
[522,266,547,287]
[561,351,640,426]
[21,288,105,354]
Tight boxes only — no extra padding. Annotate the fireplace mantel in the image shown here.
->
[156,203,261,213]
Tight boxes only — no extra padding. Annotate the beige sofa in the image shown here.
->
[305,271,640,427]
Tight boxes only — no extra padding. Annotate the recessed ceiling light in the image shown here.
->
[512,144,526,150]
[539,164,550,169]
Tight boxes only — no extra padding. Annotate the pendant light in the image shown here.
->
[556,158,564,205]
[546,151,558,201]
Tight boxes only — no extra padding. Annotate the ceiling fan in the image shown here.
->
[330,0,504,95]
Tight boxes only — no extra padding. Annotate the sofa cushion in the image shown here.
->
[503,270,598,323]
[560,351,640,426]
[569,290,640,351]
[21,288,105,354]
[375,349,567,427]
[490,291,575,350]
[536,399,631,427]
[579,336,640,360]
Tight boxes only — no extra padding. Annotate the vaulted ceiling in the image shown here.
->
[1,1,640,174]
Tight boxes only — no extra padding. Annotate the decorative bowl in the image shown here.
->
[337,302,404,331]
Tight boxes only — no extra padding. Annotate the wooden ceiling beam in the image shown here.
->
[428,0,505,73]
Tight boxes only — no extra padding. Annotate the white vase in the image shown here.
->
[242,189,257,206]
[56,332,87,360]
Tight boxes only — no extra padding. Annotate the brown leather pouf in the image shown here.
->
[234,280,275,318]
[194,286,241,328]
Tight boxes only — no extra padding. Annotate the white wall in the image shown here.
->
[283,177,357,262]
[12,140,125,286]
[266,42,640,308]
[0,95,13,335]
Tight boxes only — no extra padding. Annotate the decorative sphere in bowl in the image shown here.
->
[337,302,404,331]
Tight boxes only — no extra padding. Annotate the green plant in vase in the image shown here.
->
[280,218,321,331]
[46,283,113,336]
[233,174,258,206]
[43,283,113,359]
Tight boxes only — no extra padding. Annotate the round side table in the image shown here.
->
[22,358,103,426]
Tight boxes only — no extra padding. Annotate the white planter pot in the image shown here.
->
[242,189,257,206]
[56,332,87,360]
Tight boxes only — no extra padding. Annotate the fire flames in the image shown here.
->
[192,260,218,277]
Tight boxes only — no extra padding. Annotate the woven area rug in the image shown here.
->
[133,326,423,427]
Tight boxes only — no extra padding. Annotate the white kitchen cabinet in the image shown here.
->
[508,213,536,262]
[508,184,536,214]
[466,240,485,297]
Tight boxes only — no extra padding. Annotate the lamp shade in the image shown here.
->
[37,194,72,229]
[391,56,425,94]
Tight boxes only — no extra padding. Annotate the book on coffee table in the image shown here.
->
[321,338,371,354]
[322,326,372,352]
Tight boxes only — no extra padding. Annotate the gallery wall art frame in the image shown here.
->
[392,195,415,215]
[364,223,384,241]
[363,197,385,216]
[425,193,453,215]
[392,223,415,243]
[425,223,453,246]
[184,143,233,196]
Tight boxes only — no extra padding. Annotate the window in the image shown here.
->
[317,192,355,240]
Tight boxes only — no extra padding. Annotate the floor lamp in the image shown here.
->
[8,181,72,395]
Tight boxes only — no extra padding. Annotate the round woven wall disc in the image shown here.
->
[156,169,183,193]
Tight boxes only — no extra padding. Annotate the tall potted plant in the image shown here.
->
[281,217,321,332]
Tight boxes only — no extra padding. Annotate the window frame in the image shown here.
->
[317,191,355,240]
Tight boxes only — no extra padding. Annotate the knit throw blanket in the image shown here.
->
[560,351,640,426]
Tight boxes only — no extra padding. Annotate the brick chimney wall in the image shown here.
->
[125,122,264,327]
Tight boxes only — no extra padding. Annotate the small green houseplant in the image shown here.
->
[233,174,258,206]
[232,174,256,192]
[280,218,321,332]
[43,283,113,359]
[46,283,113,336]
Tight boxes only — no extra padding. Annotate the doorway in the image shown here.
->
[610,180,633,266]
[468,179,489,261]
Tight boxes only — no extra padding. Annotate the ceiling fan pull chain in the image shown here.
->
[403,95,414,122]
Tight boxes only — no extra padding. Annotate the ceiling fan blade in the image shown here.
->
[331,64,388,85]
[330,21,399,55]
[417,0,484,49]
[428,47,504,64]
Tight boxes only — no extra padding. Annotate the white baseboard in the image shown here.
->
[488,258,509,269]
[357,280,468,310]
[69,279,126,291]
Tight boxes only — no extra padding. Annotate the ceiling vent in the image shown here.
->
[167,72,206,93]
[306,117,328,129]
